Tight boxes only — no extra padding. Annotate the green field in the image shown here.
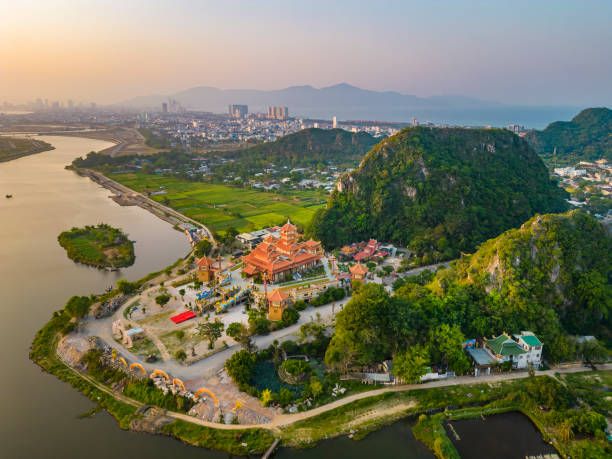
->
[108,173,327,233]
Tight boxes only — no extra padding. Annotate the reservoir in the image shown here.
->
[0,136,448,458]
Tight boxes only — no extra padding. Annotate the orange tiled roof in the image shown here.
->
[242,264,260,275]
[196,257,217,268]
[349,263,368,275]
[242,223,322,276]
[267,289,289,302]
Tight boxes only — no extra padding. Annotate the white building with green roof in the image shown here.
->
[482,331,543,369]
[513,331,543,368]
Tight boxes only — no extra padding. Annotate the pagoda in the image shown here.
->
[242,219,323,282]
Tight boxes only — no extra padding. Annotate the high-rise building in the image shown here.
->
[267,106,289,120]
[67,99,73,110]
[229,104,248,118]
[332,116,337,128]
[162,102,168,113]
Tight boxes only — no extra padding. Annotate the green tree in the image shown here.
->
[194,239,212,258]
[281,307,300,326]
[174,349,187,361]
[197,319,225,349]
[64,296,91,318]
[155,294,171,308]
[427,324,471,374]
[277,388,294,406]
[393,344,429,383]
[226,322,244,340]
[325,283,391,369]
[225,350,255,386]
[117,279,136,295]
[310,376,323,399]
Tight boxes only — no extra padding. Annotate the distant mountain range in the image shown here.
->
[118,83,581,128]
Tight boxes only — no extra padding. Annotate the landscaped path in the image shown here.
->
[66,351,611,432]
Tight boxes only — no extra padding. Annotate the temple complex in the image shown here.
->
[242,219,323,282]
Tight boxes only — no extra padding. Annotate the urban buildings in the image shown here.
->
[267,106,289,120]
[229,104,248,118]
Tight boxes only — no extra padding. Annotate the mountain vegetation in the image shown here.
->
[325,211,611,374]
[309,126,568,262]
[431,210,612,346]
[212,128,378,170]
[524,107,612,163]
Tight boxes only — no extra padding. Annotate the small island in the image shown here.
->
[58,224,135,269]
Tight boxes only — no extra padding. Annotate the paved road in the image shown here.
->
[85,258,454,382]
[86,290,348,381]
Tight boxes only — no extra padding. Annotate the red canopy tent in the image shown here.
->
[170,311,196,324]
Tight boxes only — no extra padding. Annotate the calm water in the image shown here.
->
[0,136,438,458]
[445,411,557,459]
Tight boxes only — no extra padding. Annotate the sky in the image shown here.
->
[1,0,611,106]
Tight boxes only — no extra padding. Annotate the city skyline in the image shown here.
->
[2,0,612,107]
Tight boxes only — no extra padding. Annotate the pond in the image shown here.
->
[251,360,303,396]
[444,411,558,459]
[275,419,434,459]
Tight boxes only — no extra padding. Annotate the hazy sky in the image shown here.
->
[2,0,611,106]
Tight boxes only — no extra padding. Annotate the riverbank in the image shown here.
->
[74,168,217,246]
[0,135,54,162]
[35,288,612,459]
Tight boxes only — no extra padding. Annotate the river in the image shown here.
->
[0,136,433,458]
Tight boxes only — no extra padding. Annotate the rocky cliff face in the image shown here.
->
[310,127,568,260]
[441,210,612,334]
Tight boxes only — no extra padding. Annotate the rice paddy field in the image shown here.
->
[108,173,328,234]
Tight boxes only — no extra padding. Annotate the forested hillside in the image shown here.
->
[325,211,611,373]
[524,107,612,162]
[215,128,379,168]
[309,126,568,261]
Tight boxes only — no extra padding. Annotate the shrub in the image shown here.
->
[281,307,300,326]
[281,359,311,376]
[280,340,299,355]
[64,295,92,318]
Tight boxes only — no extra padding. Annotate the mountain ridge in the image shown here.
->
[524,107,612,161]
[308,126,569,261]
[117,83,503,112]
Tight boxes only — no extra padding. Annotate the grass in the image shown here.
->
[0,135,54,162]
[58,224,134,268]
[161,420,275,455]
[107,173,327,233]
[412,413,460,459]
[129,337,159,356]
